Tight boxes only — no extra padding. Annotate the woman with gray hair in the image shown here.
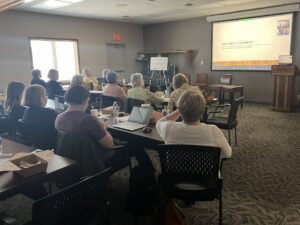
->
[70,74,84,87]
[128,73,163,105]
[103,71,127,103]
[46,69,64,99]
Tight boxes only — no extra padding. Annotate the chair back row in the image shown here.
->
[32,168,112,225]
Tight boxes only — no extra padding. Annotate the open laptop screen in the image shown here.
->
[128,106,153,125]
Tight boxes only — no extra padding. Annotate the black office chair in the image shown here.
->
[102,95,118,108]
[56,132,130,181]
[206,96,244,145]
[125,98,145,113]
[17,119,58,150]
[31,168,113,225]
[157,145,223,225]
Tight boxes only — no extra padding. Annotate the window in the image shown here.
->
[30,38,79,81]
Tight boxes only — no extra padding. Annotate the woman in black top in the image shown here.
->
[46,69,64,99]
[31,69,47,88]
[22,84,57,150]
[0,81,26,134]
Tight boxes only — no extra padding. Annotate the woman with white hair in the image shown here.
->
[156,90,231,159]
[82,67,100,90]
[70,74,84,87]
[128,73,163,105]
[103,71,127,103]
[46,69,64,99]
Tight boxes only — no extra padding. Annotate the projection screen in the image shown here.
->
[212,13,293,71]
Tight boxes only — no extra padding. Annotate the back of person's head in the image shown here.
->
[177,90,206,123]
[5,81,25,112]
[24,84,47,107]
[65,85,90,105]
[102,68,111,78]
[106,71,119,84]
[47,69,59,81]
[130,73,144,88]
[32,69,41,79]
[173,73,188,89]
[82,67,92,77]
[70,74,84,86]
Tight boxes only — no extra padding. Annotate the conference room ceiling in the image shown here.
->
[14,0,300,24]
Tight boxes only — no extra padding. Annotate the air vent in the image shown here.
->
[0,0,25,12]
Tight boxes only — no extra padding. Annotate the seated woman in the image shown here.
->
[128,73,164,105]
[103,71,127,106]
[82,67,100,90]
[156,90,232,159]
[55,85,124,169]
[5,81,26,120]
[70,74,84,87]
[31,69,47,88]
[22,84,58,149]
[0,81,26,134]
[169,73,200,110]
[46,69,64,99]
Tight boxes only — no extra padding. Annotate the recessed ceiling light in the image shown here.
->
[122,15,130,18]
[185,3,193,7]
[31,0,71,9]
[116,3,128,7]
[61,0,83,3]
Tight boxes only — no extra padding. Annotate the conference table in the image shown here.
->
[106,116,163,149]
[208,84,244,108]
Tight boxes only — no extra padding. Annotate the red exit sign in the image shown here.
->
[113,34,120,41]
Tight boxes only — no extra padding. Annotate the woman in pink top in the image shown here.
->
[103,71,127,105]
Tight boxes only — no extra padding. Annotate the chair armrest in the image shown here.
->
[216,103,231,108]
[208,110,223,114]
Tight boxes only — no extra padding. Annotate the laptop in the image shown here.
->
[113,106,153,131]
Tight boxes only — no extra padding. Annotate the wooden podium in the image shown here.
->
[271,65,299,112]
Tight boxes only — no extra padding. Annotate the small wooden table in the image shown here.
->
[208,84,244,108]
[0,154,77,200]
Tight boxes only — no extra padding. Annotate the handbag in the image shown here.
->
[163,199,187,225]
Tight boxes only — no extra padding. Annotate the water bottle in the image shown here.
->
[112,101,119,117]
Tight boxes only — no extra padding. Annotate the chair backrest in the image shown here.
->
[17,119,57,150]
[228,96,244,123]
[196,73,208,83]
[56,132,106,178]
[125,98,145,113]
[32,168,112,225]
[220,74,232,85]
[101,95,118,108]
[158,145,221,182]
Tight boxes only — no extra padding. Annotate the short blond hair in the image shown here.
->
[47,69,59,81]
[24,85,46,107]
[173,73,188,89]
[177,90,206,123]
[130,73,144,88]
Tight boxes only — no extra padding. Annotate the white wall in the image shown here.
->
[0,10,143,91]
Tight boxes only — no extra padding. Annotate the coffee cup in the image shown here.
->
[90,109,98,117]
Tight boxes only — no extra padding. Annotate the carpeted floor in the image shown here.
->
[1,103,300,225]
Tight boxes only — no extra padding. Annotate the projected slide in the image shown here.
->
[212,13,293,71]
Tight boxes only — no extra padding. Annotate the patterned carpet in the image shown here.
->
[1,103,300,225]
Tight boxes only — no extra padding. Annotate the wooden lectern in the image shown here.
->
[271,65,299,112]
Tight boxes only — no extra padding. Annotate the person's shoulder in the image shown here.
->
[82,113,98,122]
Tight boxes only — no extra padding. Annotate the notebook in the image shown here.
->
[113,106,153,131]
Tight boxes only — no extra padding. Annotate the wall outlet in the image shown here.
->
[297,95,300,100]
